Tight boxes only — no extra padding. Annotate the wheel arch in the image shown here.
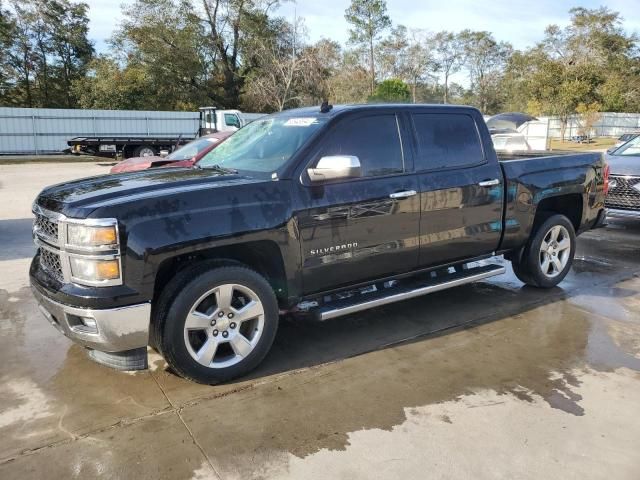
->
[152,240,289,308]
[533,193,583,233]
[506,193,582,263]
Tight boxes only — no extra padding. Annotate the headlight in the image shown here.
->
[67,224,118,248]
[69,257,120,282]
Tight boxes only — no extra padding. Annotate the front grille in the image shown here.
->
[34,213,59,243]
[606,175,640,211]
[40,248,64,282]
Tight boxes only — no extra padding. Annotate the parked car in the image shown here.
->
[605,135,640,219]
[30,104,608,384]
[608,132,640,153]
[490,129,531,152]
[486,112,538,152]
[110,132,233,173]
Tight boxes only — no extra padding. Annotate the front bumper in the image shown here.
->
[606,208,640,220]
[31,284,151,353]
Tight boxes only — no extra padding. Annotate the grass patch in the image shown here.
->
[549,137,617,152]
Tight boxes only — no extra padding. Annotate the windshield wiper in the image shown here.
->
[200,164,237,174]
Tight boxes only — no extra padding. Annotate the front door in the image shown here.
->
[295,112,420,295]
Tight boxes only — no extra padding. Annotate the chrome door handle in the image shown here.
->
[389,190,417,199]
[478,179,500,187]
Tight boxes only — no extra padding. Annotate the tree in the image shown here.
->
[575,102,602,140]
[47,0,96,107]
[598,71,640,112]
[543,7,635,67]
[71,57,153,110]
[525,59,600,140]
[378,24,408,80]
[298,38,344,106]
[500,6,639,141]
[459,30,512,113]
[0,3,16,101]
[433,31,464,104]
[403,30,435,103]
[326,48,371,104]
[243,18,316,111]
[0,0,94,108]
[368,78,410,102]
[379,26,434,102]
[345,0,391,95]
[113,0,211,110]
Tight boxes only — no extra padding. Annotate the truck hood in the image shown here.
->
[36,167,261,217]
[606,154,640,177]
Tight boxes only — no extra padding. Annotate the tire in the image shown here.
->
[155,265,279,384]
[133,145,157,158]
[510,213,576,288]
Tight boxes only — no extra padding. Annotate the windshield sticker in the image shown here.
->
[284,117,317,127]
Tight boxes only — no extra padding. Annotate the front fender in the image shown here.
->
[108,180,301,301]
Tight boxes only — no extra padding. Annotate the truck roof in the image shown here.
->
[279,103,478,118]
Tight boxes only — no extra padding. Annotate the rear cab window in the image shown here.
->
[412,113,485,171]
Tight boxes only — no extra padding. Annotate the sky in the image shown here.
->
[86,0,640,54]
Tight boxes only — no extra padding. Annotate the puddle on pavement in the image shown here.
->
[179,296,640,478]
[572,255,613,273]
[0,287,170,461]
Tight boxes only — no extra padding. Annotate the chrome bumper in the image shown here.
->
[606,208,640,220]
[31,286,151,352]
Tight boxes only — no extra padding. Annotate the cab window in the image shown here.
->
[412,113,484,170]
[224,114,241,128]
[317,114,404,177]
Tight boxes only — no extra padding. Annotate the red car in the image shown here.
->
[110,132,233,173]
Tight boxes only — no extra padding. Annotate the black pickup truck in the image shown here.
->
[30,104,609,384]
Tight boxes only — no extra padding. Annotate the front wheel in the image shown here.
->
[157,265,279,384]
[510,214,576,288]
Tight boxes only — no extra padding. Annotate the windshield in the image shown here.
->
[167,137,220,161]
[614,136,640,157]
[198,115,326,173]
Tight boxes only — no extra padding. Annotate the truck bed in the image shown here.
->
[497,150,605,252]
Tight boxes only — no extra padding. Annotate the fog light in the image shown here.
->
[67,314,98,334]
[81,317,97,329]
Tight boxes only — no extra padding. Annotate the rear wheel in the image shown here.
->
[157,265,278,384]
[510,214,576,288]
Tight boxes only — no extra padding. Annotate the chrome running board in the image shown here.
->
[317,264,505,321]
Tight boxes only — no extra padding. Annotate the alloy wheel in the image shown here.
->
[183,283,265,368]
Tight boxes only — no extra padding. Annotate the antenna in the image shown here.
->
[320,101,333,113]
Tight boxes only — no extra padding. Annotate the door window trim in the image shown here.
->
[410,112,488,173]
[299,112,411,186]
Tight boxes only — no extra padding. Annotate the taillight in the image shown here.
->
[603,164,610,195]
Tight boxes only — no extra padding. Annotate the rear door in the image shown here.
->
[295,112,420,294]
[411,111,503,267]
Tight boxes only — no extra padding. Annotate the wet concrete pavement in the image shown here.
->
[1,163,639,479]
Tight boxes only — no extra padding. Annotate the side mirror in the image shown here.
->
[159,150,169,158]
[307,155,361,183]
